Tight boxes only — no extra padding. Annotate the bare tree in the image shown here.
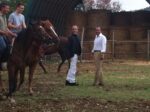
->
[83,0,122,12]
[83,0,95,11]
[111,1,121,12]
[97,0,121,12]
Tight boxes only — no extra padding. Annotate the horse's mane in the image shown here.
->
[13,26,35,54]
[15,26,33,42]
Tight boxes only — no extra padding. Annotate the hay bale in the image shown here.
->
[135,41,148,58]
[114,42,136,58]
[107,41,112,53]
[112,12,131,26]
[82,53,93,60]
[109,26,130,40]
[130,27,147,40]
[85,28,96,41]
[82,42,93,53]
[131,11,149,26]
[87,10,111,28]
[66,11,86,28]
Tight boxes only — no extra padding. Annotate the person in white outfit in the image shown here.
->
[66,25,81,86]
[92,26,107,86]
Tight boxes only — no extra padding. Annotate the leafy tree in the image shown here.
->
[0,0,28,11]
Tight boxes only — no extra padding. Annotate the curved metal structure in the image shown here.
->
[26,0,82,35]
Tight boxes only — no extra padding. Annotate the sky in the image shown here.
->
[112,0,150,11]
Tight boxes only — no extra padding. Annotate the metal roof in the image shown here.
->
[26,0,82,35]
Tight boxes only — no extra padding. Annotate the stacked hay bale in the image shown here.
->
[111,12,131,26]
[109,26,136,59]
[64,11,86,37]
[111,12,135,59]
[129,11,149,59]
[130,26,148,59]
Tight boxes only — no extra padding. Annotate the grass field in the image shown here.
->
[0,60,150,112]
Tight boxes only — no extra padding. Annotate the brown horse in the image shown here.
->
[7,21,52,102]
[40,20,60,44]
[37,20,71,73]
[39,36,70,73]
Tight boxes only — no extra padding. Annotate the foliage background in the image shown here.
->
[0,0,28,12]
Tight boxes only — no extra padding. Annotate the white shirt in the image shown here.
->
[8,12,25,33]
[92,33,107,53]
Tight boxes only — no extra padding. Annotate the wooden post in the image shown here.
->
[112,31,115,61]
[80,27,85,62]
[147,30,150,61]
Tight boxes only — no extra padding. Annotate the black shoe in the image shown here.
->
[93,82,104,86]
[65,80,79,86]
[98,83,104,86]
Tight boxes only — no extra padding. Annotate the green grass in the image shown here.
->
[56,62,150,101]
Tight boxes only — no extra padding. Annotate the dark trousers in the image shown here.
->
[0,36,7,59]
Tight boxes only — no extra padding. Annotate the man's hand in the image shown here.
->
[5,30,17,38]
[16,25,22,30]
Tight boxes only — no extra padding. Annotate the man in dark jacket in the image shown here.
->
[66,25,81,86]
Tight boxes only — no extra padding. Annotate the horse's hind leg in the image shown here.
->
[28,64,37,95]
[7,66,17,103]
[17,68,25,91]
[57,60,65,72]
[39,60,47,74]
[0,72,5,92]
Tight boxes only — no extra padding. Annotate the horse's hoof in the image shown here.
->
[8,97,16,104]
[44,71,48,74]
[29,90,34,96]
[17,88,20,91]
[0,94,7,100]
[17,86,21,91]
[2,88,6,93]
[29,92,33,96]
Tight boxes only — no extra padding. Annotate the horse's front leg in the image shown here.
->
[17,67,25,91]
[28,63,37,95]
[0,72,5,92]
[7,65,17,103]
[0,71,6,101]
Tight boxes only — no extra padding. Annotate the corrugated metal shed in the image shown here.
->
[26,0,82,35]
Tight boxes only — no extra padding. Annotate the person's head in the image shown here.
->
[96,26,101,36]
[72,25,79,35]
[16,3,25,14]
[0,2,10,14]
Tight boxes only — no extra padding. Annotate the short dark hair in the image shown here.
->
[0,2,9,10]
[16,2,24,8]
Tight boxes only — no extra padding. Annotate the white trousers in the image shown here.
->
[66,54,78,83]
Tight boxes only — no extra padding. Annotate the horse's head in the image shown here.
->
[30,21,52,42]
[40,20,60,44]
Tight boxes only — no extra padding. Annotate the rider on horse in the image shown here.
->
[0,3,16,63]
[0,2,16,99]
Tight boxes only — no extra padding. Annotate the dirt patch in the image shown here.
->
[1,98,150,112]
